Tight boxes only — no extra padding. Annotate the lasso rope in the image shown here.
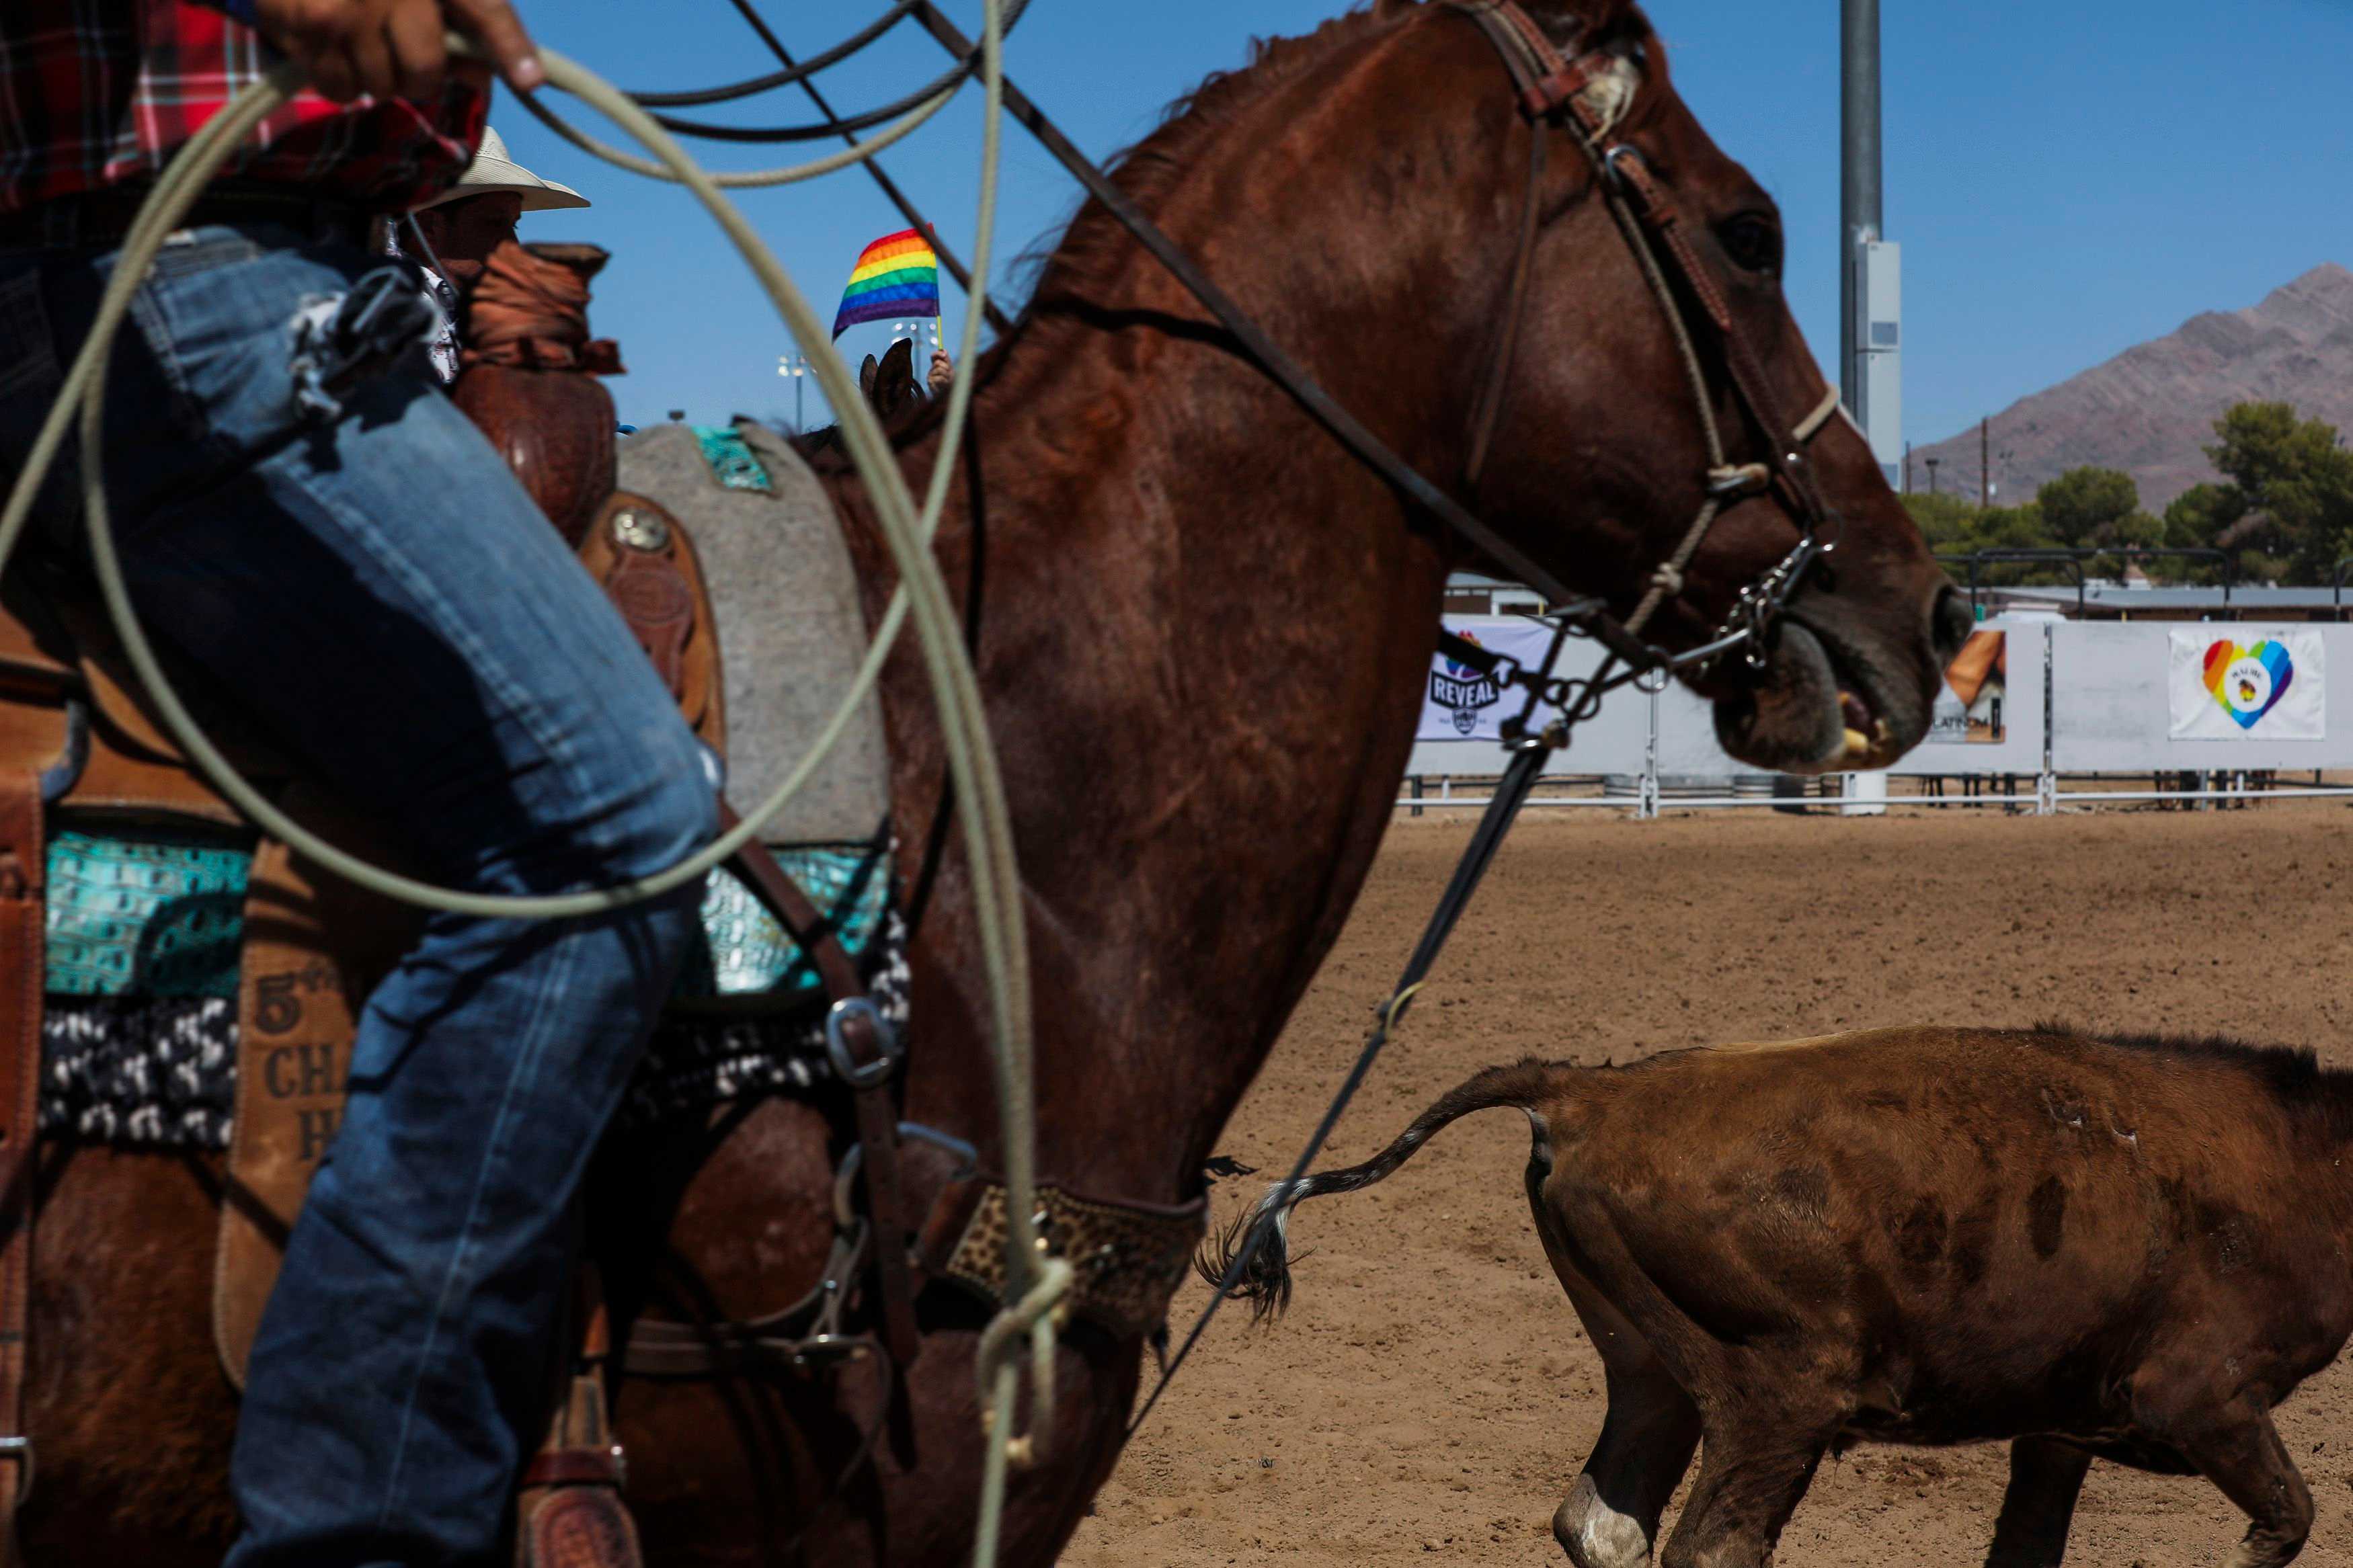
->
[0,16,1055,1564]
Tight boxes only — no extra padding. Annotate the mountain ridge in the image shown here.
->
[1910,263,2353,512]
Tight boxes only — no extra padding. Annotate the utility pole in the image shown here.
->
[1981,417,1991,510]
[1904,440,1913,495]
[1842,0,1901,489]
[1926,456,1941,495]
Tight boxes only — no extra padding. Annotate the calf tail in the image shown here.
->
[1197,1058,1570,1323]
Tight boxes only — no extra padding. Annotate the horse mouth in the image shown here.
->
[1708,618,1921,776]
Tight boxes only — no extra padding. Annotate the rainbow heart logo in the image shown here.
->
[2202,639,2295,730]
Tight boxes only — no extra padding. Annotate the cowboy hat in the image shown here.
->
[415,126,590,213]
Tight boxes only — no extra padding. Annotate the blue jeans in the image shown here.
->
[0,224,717,1565]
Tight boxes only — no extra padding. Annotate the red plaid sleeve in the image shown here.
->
[0,1,487,216]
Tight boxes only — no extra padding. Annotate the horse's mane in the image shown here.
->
[805,0,1659,474]
[1030,0,1657,311]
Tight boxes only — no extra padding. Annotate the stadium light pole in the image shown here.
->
[777,352,810,432]
[1842,0,1901,489]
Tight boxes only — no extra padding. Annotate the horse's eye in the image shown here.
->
[1719,214,1782,277]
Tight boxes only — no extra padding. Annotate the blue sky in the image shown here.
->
[495,1,2353,444]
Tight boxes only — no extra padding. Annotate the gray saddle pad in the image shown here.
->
[618,421,889,845]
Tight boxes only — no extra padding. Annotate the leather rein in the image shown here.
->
[916,0,1845,702]
[627,0,1861,1471]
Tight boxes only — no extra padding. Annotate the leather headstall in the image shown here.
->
[1447,0,1836,540]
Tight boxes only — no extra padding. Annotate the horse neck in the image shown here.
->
[836,31,1510,1203]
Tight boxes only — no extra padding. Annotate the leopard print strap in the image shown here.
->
[928,1181,1205,1342]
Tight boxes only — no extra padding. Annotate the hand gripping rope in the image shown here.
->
[0,12,1060,1566]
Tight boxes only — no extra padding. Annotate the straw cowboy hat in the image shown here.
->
[415,126,590,212]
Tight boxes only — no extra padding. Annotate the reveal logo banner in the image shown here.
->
[1419,621,1562,743]
[2169,630,2325,741]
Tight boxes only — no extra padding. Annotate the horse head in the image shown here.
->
[1401,0,1968,772]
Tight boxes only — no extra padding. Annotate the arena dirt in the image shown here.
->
[1060,802,2353,1567]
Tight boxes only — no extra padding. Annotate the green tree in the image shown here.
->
[1910,495,2077,588]
[2161,481,2251,583]
[2037,467,2140,548]
[2190,402,2353,582]
[2163,481,2243,546]
[1901,492,1977,552]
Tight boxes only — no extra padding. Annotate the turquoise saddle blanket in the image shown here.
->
[43,825,888,1007]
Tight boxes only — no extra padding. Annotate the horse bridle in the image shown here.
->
[616,0,1868,1474]
[1447,0,1845,664]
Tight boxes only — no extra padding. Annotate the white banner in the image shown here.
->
[1419,620,1562,741]
[2167,629,2326,743]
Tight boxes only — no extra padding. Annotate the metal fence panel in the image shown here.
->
[2050,622,2353,773]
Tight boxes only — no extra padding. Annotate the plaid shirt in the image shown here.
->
[0,1,487,216]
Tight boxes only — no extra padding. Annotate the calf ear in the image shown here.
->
[860,355,879,397]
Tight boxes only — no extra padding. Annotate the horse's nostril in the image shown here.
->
[1931,585,1973,663]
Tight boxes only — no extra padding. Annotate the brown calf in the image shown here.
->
[1211,1026,2353,1567]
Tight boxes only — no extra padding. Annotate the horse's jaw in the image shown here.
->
[1706,616,1932,776]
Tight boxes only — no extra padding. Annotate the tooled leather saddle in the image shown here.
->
[0,240,1211,1568]
[0,238,863,1568]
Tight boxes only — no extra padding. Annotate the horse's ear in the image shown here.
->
[860,355,879,396]
[879,337,916,385]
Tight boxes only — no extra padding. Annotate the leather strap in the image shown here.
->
[617,1163,1209,1379]
[910,1,1831,671]
[1463,113,1548,488]
[522,1448,626,1490]
[0,777,40,1545]
[1472,2,1833,532]
[213,807,416,1388]
[216,837,360,1389]
[713,803,861,1005]
[840,1010,919,1367]
[713,802,918,1364]
[903,2,1586,617]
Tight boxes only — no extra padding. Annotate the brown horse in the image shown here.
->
[19,1,1966,1563]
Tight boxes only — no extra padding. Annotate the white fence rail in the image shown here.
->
[1404,617,2353,816]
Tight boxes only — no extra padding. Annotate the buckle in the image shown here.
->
[0,1436,34,1505]
[1601,144,1652,200]
[825,997,902,1089]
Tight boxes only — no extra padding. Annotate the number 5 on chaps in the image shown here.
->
[212,794,417,1389]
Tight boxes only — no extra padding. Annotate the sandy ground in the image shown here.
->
[1060,802,2353,1567]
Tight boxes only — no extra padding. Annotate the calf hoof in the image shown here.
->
[1556,1474,1653,1568]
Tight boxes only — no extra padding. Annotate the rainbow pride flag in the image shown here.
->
[832,229,941,339]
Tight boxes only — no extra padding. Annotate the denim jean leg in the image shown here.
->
[0,231,716,1565]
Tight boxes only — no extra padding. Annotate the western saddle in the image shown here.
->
[0,239,875,1567]
[0,239,1217,1567]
